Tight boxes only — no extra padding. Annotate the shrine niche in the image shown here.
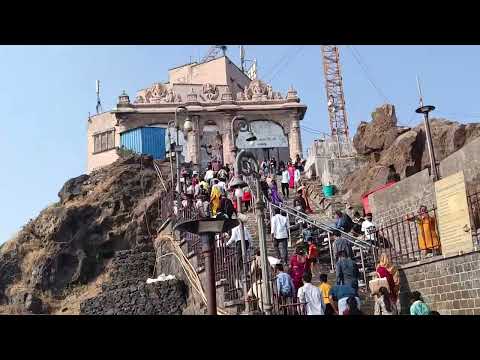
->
[201,83,219,101]
[236,79,283,101]
[134,83,181,104]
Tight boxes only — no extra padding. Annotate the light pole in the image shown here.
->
[167,121,175,190]
[175,218,239,315]
[230,116,257,167]
[173,106,193,198]
[229,116,258,314]
[229,177,250,313]
[416,105,439,181]
[234,149,272,315]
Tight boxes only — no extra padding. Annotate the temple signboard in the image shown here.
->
[434,171,473,256]
[236,120,288,149]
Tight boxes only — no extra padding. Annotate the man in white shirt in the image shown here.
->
[204,167,215,184]
[227,224,253,273]
[361,213,376,243]
[271,208,289,265]
[280,168,290,198]
[298,272,325,315]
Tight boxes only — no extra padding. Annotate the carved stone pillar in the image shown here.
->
[187,115,201,167]
[221,131,235,166]
[288,117,303,160]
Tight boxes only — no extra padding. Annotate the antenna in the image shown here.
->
[416,75,424,107]
[240,45,245,72]
[96,80,102,114]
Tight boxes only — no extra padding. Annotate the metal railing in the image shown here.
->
[372,208,441,266]
[467,189,480,247]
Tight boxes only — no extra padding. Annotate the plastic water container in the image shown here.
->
[323,185,334,198]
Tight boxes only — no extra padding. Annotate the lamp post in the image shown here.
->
[234,149,272,315]
[230,116,257,166]
[167,121,175,190]
[229,116,258,314]
[229,176,250,313]
[173,106,192,197]
[175,218,239,315]
[416,105,439,181]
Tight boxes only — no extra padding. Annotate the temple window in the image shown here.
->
[93,129,115,153]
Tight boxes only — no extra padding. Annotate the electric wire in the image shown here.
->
[347,45,391,104]
[267,46,305,83]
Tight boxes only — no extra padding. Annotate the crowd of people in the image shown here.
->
[173,155,438,316]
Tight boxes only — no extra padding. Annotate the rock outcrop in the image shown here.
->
[80,246,186,315]
[344,104,480,205]
[0,153,175,314]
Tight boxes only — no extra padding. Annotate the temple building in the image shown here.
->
[87,55,307,173]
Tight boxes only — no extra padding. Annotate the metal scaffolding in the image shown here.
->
[321,46,350,146]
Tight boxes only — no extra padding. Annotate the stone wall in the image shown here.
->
[370,136,480,228]
[80,245,186,315]
[369,168,435,228]
[399,251,480,315]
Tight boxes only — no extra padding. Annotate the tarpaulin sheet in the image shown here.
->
[361,181,397,214]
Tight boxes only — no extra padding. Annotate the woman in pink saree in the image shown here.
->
[288,163,295,189]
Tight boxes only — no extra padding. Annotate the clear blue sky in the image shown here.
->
[2,45,480,243]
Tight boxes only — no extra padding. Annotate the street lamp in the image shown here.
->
[234,149,272,315]
[172,106,191,197]
[230,116,257,163]
[175,218,238,315]
[416,105,439,181]
[229,175,250,313]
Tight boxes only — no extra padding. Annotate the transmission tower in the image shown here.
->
[321,46,350,145]
[201,45,227,63]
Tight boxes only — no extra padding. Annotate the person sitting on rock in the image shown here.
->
[294,189,307,213]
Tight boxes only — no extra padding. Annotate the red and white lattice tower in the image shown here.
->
[321,45,350,145]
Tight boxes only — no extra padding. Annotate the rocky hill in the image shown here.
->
[0,153,179,314]
[342,104,480,205]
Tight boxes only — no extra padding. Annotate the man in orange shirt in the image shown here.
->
[318,273,335,315]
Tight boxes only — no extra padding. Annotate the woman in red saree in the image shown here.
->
[376,253,397,302]
[289,247,307,295]
[287,163,295,189]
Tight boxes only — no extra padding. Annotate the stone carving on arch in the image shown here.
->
[202,83,220,101]
[134,83,181,104]
[237,80,285,101]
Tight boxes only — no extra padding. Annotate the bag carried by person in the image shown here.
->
[369,272,390,295]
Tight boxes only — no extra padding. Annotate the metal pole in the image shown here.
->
[175,112,181,199]
[255,179,272,315]
[328,232,335,272]
[359,248,367,287]
[201,233,217,315]
[236,193,250,313]
[167,123,175,190]
[422,111,439,181]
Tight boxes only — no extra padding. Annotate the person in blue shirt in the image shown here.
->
[329,283,360,315]
[274,263,295,298]
[335,250,360,290]
[334,210,354,233]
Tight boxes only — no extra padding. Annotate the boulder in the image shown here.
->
[58,174,89,204]
[378,130,422,178]
[353,104,398,155]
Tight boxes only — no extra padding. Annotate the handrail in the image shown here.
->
[279,202,376,251]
